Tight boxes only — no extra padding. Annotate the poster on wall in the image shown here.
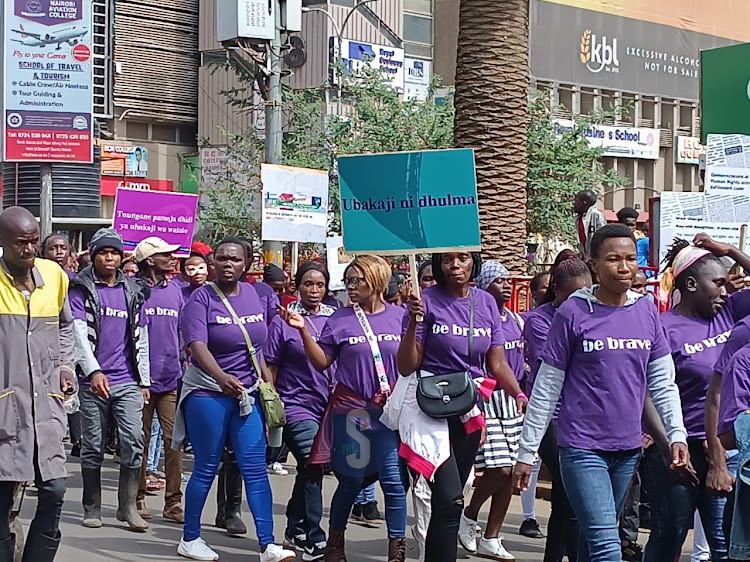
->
[404,58,432,101]
[101,145,149,177]
[261,164,329,243]
[2,0,94,162]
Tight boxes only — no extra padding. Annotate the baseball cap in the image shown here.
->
[133,237,180,263]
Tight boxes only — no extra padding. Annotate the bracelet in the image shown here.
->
[516,392,529,401]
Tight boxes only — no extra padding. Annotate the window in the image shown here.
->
[404,43,432,59]
[404,14,432,45]
[178,125,197,145]
[152,124,178,143]
[126,121,149,140]
[405,0,432,14]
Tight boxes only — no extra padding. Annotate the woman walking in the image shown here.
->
[266,261,336,561]
[175,238,294,562]
[644,234,750,562]
[515,224,689,562]
[396,252,527,562]
[281,255,407,562]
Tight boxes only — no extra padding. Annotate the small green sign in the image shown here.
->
[179,154,200,194]
[338,149,481,254]
[701,43,750,143]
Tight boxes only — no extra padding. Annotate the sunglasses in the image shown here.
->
[185,263,208,276]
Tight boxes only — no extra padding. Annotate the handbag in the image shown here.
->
[208,282,286,429]
[416,289,477,419]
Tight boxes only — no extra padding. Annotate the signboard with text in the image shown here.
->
[553,119,660,160]
[112,189,198,256]
[675,136,706,165]
[338,149,481,254]
[101,145,148,177]
[404,58,431,101]
[2,0,94,162]
[330,38,405,92]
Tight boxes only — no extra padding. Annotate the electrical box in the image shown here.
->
[217,0,276,42]
[280,0,302,32]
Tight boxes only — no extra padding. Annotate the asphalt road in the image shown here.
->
[15,450,697,561]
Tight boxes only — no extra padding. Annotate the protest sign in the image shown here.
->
[337,148,481,254]
[326,235,352,291]
[261,164,328,244]
[704,134,750,196]
[113,189,198,256]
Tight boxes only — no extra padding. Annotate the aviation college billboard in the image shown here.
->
[2,0,94,162]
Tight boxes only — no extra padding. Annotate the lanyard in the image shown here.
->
[353,303,391,396]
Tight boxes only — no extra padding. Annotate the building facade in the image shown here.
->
[435,0,750,214]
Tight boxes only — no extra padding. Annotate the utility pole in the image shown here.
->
[39,164,53,240]
[262,0,285,269]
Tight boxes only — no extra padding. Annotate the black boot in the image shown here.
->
[218,456,246,536]
[21,531,61,562]
[81,467,102,528]
[0,535,14,562]
[116,467,149,532]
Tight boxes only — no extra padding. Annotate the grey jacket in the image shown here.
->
[578,205,607,259]
[0,259,75,482]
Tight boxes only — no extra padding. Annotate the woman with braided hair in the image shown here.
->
[525,251,592,562]
[644,234,750,562]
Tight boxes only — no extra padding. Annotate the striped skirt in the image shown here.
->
[474,389,523,470]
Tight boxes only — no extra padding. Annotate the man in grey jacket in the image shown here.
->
[574,189,607,259]
[0,207,76,562]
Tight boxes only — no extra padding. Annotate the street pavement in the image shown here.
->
[17,450,697,561]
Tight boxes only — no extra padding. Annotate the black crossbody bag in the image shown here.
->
[416,290,477,418]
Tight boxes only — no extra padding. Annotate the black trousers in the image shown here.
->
[0,470,65,546]
[538,420,578,562]
[424,416,481,562]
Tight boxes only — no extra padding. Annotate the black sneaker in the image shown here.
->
[519,518,545,538]
[362,501,382,523]
[283,532,307,551]
[302,544,325,561]
[622,540,643,562]
[350,503,364,521]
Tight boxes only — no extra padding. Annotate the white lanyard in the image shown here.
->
[353,304,391,396]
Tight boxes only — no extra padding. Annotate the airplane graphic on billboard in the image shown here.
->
[11,23,88,50]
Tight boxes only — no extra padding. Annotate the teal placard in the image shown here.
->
[338,149,481,254]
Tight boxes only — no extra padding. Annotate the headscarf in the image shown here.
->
[659,245,711,302]
[475,260,510,291]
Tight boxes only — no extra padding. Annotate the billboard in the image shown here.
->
[530,0,738,100]
[2,0,94,162]
[553,119,660,159]
[330,38,405,92]
[101,145,148,177]
[675,136,706,166]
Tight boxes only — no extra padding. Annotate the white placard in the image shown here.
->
[705,134,750,195]
[404,58,431,101]
[261,164,329,243]
[553,119,660,160]
[326,235,352,291]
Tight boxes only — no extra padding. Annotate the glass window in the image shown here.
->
[152,124,177,143]
[404,42,432,59]
[126,121,149,140]
[178,125,197,145]
[405,0,432,15]
[404,14,432,45]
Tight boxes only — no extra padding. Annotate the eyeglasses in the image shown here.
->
[185,263,208,276]
[342,276,366,288]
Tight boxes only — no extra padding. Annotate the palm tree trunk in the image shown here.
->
[454,0,529,273]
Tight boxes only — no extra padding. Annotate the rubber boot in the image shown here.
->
[115,467,149,532]
[216,456,247,536]
[81,467,103,528]
[0,535,14,562]
[21,531,61,562]
[324,528,347,562]
[387,538,406,562]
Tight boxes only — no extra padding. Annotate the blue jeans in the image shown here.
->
[328,414,406,538]
[283,419,325,546]
[355,484,376,505]
[147,411,163,473]
[183,394,274,546]
[560,447,642,562]
[644,439,730,561]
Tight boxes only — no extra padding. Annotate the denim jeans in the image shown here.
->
[560,447,642,562]
[730,412,750,561]
[283,419,325,546]
[644,439,729,561]
[328,415,406,539]
[147,411,163,473]
[355,484,376,505]
[183,394,275,546]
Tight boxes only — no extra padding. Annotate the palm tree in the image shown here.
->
[454,0,529,273]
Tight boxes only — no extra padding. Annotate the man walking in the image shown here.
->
[132,237,185,523]
[70,228,151,532]
[0,206,76,562]
[573,189,607,259]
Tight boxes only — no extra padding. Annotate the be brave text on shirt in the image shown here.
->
[582,337,653,353]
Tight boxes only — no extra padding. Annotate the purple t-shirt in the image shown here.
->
[523,303,556,390]
[143,280,184,394]
[318,304,405,400]
[541,295,671,451]
[181,283,267,386]
[250,281,280,323]
[409,286,504,379]
[69,283,137,386]
[715,317,750,377]
[266,314,331,424]
[718,344,750,436]
[181,283,199,303]
[500,310,525,381]
[661,291,750,439]
[66,269,76,280]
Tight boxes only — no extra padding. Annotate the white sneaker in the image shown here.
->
[260,543,296,562]
[268,462,289,476]
[458,512,478,553]
[178,537,219,561]
[477,536,515,560]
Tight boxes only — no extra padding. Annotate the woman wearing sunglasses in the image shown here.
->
[181,254,209,299]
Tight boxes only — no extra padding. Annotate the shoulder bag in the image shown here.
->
[416,289,477,419]
[208,282,286,429]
